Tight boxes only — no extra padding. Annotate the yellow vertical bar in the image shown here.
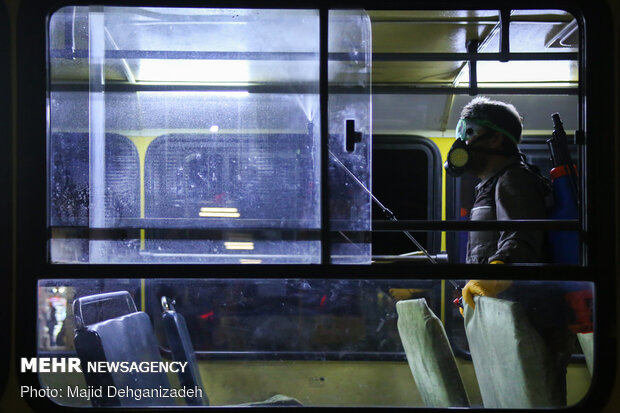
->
[430,137,456,253]
[128,136,156,250]
[440,279,446,324]
[141,279,146,312]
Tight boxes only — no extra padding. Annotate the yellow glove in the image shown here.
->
[462,278,512,310]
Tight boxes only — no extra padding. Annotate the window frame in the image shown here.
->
[13,0,617,411]
[0,0,11,400]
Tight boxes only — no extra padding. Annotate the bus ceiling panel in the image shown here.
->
[367,9,574,22]
[372,61,464,85]
[50,58,128,83]
[480,21,579,54]
[369,9,576,55]
[47,7,579,86]
[51,7,320,55]
[370,20,496,54]
[367,10,501,22]
[49,7,321,85]
[48,7,372,86]
[508,9,576,21]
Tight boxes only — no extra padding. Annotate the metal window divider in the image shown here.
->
[320,8,330,264]
[500,9,511,62]
[466,39,479,96]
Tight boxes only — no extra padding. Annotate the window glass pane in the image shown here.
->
[366,6,581,265]
[328,10,372,263]
[457,60,578,86]
[48,7,372,264]
[38,279,593,408]
[504,10,578,53]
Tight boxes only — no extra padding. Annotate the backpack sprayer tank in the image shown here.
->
[546,113,579,264]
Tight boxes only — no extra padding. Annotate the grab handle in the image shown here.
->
[345,119,362,152]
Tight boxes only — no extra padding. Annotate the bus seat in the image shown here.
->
[396,298,470,407]
[464,295,564,408]
[161,297,209,406]
[577,332,594,375]
[73,291,176,407]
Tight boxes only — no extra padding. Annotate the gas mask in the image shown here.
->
[444,117,519,177]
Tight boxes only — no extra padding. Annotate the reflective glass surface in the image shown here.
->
[38,278,593,408]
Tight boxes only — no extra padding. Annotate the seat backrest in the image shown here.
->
[396,298,469,407]
[577,332,594,375]
[464,296,563,408]
[161,296,209,406]
[73,291,175,407]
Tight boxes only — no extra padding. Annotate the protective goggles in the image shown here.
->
[455,118,518,145]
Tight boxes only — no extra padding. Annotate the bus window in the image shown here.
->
[37,278,593,408]
[369,9,581,267]
[48,7,372,264]
[30,4,604,411]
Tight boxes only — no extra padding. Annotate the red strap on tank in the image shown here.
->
[550,164,578,180]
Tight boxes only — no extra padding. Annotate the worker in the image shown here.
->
[445,96,551,266]
[446,96,579,405]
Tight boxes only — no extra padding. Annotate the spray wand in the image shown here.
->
[328,150,464,306]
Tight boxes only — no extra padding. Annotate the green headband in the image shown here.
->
[456,117,519,145]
